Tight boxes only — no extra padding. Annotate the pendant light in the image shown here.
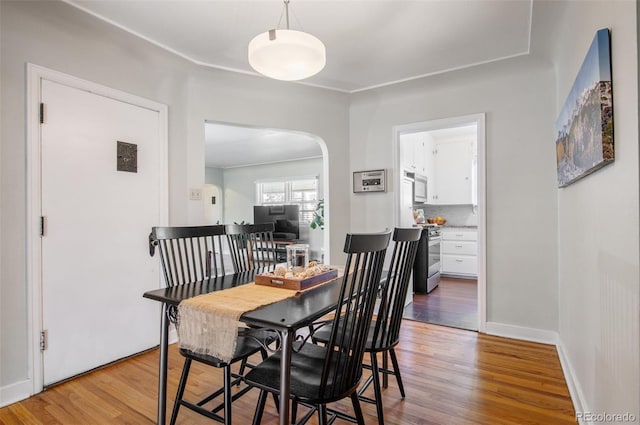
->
[248,0,326,81]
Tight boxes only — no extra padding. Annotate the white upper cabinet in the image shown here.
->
[400,130,477,205]
[435,140,473,204]
[400,133,426,175]
[427,138,476,205]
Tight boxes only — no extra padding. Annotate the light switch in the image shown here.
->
[189,188,202,201]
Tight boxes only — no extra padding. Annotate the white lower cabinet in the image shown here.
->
[441,228,478,277]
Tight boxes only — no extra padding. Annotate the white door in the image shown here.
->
[41,79,161,385]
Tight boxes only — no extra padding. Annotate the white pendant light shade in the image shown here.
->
[248,29,326,81]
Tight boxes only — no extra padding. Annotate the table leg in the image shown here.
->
[157,303,169,425]
[279,329,293,425]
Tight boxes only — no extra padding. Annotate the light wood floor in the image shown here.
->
[0,320,576,425]
[404,277,478,330]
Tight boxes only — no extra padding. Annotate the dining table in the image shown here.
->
[142,269,343,425]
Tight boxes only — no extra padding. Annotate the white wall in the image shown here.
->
[544,0,640,419]
[0,0,349,401]
[205,167,224,188]
[349,55,559,331]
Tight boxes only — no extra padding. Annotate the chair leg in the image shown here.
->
[237,357,248,385]
[317,404,328,425]
[169,357,192,425]
[370,353,385,425]
[389,348,405,398]
[223,365,232,425]
[291,400,298,424]
[382,351,389,389]
[350,392,366,425]
[252,390,268,425]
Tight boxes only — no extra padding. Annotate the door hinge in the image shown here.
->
[40,330,48,351]
[40,103,45,124]
[40,216,46,237]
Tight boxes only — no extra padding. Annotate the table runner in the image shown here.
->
[177,273,340,363]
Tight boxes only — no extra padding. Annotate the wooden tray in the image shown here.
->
[255,268,339,291]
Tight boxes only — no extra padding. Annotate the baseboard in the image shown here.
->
[484,321,559,345]
[0,379,32,408]
[556,339,588,425]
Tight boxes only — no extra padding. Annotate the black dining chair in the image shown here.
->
[243,230,392,425]
[225,223,278,272]
[150,225,227,285]
[149,225,269,425]
[311,227,422,425]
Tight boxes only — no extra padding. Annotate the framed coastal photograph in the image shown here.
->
[555,28,614,188]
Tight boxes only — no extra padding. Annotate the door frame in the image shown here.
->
[392,113,487,332]
[26,64,169,394]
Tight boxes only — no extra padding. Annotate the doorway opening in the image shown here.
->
[203,121,330,264]
[393,114,486,332]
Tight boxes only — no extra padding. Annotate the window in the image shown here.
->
[256,177,318,223]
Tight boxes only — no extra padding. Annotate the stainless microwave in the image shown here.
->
[414,174,427,203]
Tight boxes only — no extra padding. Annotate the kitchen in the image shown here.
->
[398,119,482,331]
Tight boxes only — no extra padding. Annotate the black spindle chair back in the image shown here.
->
[150,225,226,286]
[369,227,422,350]
[224,223,277,273]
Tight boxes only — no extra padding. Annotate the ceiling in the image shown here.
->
[68,0,533,93]
[205,123,322,168]
[66,1,532,168]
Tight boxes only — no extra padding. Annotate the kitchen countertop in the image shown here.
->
[412,223,477,229]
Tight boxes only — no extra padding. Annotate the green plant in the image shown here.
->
[310,199,324,230]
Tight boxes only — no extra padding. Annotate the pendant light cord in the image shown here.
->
[284,0,290,29]
[277,0,303,32]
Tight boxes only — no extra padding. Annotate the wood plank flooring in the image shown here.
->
[0,320,576,425]
[404,277,478,330]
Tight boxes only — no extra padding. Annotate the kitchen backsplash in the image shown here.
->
[415,204,478,227]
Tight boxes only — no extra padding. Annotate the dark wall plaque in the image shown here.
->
[117,141,137,173]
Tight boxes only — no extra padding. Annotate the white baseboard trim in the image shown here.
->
[484,321,559,345]
[0,379,32,408]
[556,339,588,425]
